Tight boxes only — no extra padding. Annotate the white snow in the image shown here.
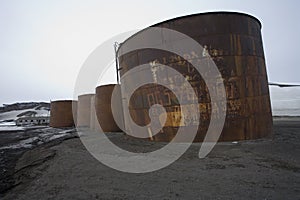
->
[48,133,67,141]
[0,126,25,131]
[0,121,16,126]
[58,129,75,134]
[0,107,49,121]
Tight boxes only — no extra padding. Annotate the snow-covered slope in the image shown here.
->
[0,108,49,122]
[0,102,50,129]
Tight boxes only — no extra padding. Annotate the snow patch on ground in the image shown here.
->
[0,121,15,126]
[0,126,25,131]
[48,134,68,141]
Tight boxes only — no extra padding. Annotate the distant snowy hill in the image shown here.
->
[0,102,49,113]
[0,102,50,127]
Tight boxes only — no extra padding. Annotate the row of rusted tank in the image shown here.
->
[50,11,273,142]
[49,84,122,132]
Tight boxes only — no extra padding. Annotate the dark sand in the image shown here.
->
[2,118,300,199]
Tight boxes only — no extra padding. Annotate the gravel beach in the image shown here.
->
[1,117,299,199]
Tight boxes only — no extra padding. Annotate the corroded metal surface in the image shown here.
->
[90,95,102,132]
[118,12,273,142]
[77,94,94,127]
[95,84,123,132]
[50,100,77,128]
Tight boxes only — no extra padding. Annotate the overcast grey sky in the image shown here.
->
[0,0,300,106]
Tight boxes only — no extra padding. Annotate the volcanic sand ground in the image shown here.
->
[2,118,300,200]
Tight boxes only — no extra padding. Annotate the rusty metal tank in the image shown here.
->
[77,94,94,128]
[95,84,123,132]
[90,95,101,132]
[50,100,77,128]
[118,12,273,142]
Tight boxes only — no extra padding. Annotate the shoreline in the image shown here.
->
[272,116,300,121]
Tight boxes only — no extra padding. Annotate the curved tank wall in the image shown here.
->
[90,95,102,132]
[118,12,273,142]
[50,100,77,128]
[95,84,124,132]
[77,94,94,128]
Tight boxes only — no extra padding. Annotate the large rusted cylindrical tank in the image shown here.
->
[77,94,94,128]
[90,95,101,132]
[50,100,77,128]
[95,84,123,132]
[118,12,273,142]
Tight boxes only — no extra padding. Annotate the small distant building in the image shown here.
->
[16,116,50,126]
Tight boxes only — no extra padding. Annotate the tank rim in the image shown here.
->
[51,100,77,103]
[78,93,95,98]
[150,11,262,29]
[95,84,119,90]
[117,11,262,54]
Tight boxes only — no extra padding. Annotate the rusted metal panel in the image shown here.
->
[118,12,273,142]
[89,95,97,131]
[50,100,77,128]
[95,84,123,132]
[77,94,94,128]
